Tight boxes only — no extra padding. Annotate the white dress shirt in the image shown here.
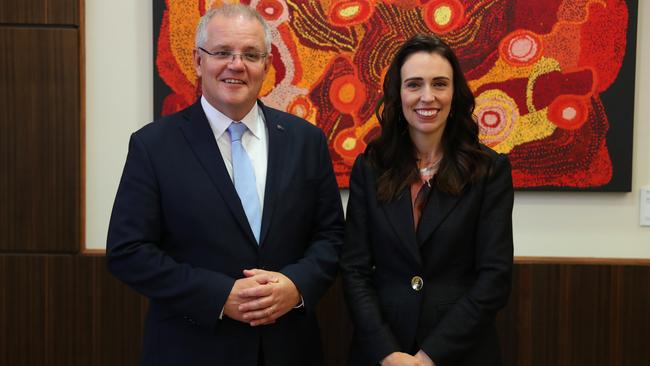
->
[201,97,304,319]
[201,96,268,213]
[201,96,305,320]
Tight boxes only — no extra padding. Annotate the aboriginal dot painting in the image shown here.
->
[154,0,637,191]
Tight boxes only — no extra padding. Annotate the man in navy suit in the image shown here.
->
[106,4,344,365]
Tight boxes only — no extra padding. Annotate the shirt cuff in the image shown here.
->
[294,295,304,309]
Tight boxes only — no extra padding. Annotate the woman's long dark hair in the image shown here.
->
[366,34,490,202]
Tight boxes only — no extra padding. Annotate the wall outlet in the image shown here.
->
[641,186,650,227]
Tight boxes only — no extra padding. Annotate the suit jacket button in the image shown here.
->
[411,276,423,291]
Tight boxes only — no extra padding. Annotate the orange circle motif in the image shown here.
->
[329,0,374,26]
[256,0,283,21]
[333,127,367,163]
[329,75,366,114]
[287,96,313,120]
[423,0,465,34]
[547,95,589,130]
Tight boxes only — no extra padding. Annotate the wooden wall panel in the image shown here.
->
[317,277,354,366]
[0,255,147,366]
[46,0,80,25]
[496,264,650,366]
[0,0,46,24]
[0,27,80,253]
[0,0,79,25]
[0,256,47,365]
[1,256,649,366]
[618,266,650,364]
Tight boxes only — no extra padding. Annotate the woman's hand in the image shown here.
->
[380,352,424,366]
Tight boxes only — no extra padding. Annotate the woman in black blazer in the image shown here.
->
[341,34,514,366]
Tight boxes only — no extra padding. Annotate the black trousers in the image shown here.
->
[258,343,265,366]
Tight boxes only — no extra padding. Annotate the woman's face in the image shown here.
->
[400,51,454,142]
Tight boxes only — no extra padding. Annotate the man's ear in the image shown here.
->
[263,52,273,73]
[193,48,202,77]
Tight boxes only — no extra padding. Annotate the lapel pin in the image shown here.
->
[276,124,284,131]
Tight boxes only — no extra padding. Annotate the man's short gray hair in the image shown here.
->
[195,4,272,53]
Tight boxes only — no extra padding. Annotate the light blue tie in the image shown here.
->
[228,122,261,244]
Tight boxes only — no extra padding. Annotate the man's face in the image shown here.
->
[193,14,271,121]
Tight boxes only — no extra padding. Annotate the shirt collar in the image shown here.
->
[200,96,264,140]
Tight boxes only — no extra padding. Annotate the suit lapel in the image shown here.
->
[417,186,462,244]
[178,102,258,245]
[381,189,421,265]
[258,102,286,246]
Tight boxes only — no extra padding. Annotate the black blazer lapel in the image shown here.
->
[178,102,257,245]
[417,186,462,245]
[258,101,286,246]
[381,190,421,265]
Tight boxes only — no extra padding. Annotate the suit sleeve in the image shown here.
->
[340,156,401,364]
[106,133,235,329]
[279,130,345,310]
[420,154,514,365]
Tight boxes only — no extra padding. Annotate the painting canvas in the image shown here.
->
[153,0,637,191]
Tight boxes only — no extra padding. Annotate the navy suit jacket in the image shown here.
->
[341,148,514,366]
[107,100,344,366]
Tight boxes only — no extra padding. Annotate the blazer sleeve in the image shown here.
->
[106,133,235,330]
[279,130,345,310]
[420,153,514,365]
[341,155,402,364]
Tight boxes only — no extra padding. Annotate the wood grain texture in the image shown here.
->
[0,255,147,366]
[515,256,650,265]
[496,264,650,366]
[317,276,354,366]
[0,27,80,253]
[0,0,45,24]
[46,0,79,25]
[0,0,79,25]
[1,256,648,366]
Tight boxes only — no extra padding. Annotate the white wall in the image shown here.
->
[85,1,650,257]
[85,0,153,249]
